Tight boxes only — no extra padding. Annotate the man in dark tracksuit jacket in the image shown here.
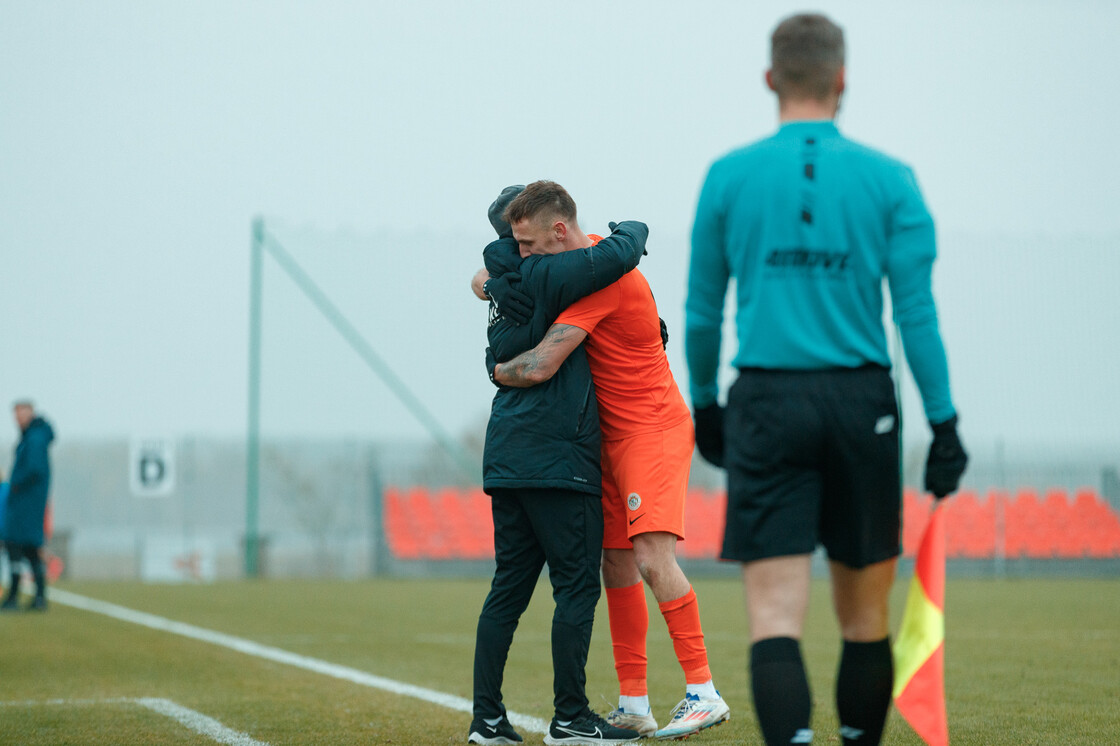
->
[468,187,648,745]
[1,401,55,612]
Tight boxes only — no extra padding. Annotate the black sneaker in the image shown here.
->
[29,596,48,612]
[0,596,20,613]
[467,715,523,745]
[543,710,641,745]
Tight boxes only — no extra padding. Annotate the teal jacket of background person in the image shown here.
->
[0,481,8,537]
[3,416,54,546]
[482,222,648,496]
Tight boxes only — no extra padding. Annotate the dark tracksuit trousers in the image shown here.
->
[473,487,603,721]
[3,543,46,603]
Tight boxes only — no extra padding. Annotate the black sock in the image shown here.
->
[836,638,893,745]
[30,556,46,600]
[3,572,19,603]
[750,636,812,745]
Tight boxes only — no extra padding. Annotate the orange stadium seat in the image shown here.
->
[463,488,496,558]
[901,489,931,557]
[987,489,1011,558]
[384,487,495,560]
[971,492,998,557]
[406,488,455,559]
[944,490,979,558]
[384,485,1120,561]
[1043,490,1084,557]
[679,490,726,559]
[434,488,470,557]
[383,487,422,559]
[1004,489,1041,558]
[945,490,997,559]
[1074,489,1120,558]
[437,488,494,559]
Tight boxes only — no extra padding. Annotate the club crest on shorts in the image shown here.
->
[627,493,642,511]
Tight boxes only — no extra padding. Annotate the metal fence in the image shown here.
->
[1,436,1116,582]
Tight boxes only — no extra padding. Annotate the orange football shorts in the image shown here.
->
[601,416,694,548]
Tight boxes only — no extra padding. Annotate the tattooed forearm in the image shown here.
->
[494,324,588,387]
[497,349,550,387]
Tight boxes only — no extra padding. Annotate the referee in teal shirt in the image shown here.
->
[684,14,968,746]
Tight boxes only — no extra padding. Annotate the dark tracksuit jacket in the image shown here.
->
[3,416,54,547]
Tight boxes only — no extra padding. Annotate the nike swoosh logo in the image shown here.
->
[628,514,645,526]
[558,726,603,738]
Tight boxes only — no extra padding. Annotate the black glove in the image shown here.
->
[693,403,725,468]
[608,221,647,254]
[484,272,533,326]
[485,347,501,387]
[659,317,669,349]
[488,185,525,238]
[924,415,968,499]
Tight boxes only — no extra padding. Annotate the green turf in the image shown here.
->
[1,577,1117,744]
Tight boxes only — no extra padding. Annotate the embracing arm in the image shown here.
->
[473,236,534,325]
[471,268,490,300]
[538,221,649,310]
[492,323,589,387]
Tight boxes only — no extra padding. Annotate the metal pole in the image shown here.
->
[245,217,264,577]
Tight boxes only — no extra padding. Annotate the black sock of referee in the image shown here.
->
[750,636,812,745]
[835,637,893,745]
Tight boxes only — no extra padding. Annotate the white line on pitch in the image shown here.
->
[49,589,550,736]
[136,698,270,746]
[0,697,268,745]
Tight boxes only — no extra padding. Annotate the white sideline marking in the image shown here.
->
[50,589,551,736]
[0,697,268,745]
[136,698,269,746]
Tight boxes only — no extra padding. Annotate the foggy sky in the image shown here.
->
[2,1,1118,455]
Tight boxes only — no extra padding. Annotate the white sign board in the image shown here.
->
[130,436,176,497]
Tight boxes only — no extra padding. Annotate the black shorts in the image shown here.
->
[721,365,901,568]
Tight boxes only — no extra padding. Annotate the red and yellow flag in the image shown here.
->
[893,501,948,746]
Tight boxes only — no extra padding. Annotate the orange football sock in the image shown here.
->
[606,581,649,696]
[659,587,712,684]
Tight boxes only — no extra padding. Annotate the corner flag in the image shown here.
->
[893,501,948,746]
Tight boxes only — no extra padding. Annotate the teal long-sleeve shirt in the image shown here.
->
[685,121,956,425]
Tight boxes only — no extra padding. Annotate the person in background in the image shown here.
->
[0,470,8,584]
[1,400,56,612]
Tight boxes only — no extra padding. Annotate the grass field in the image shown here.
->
[1,576,1118,745]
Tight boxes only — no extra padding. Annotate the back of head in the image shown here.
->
[504,180,577,227]
[769,13,845,101]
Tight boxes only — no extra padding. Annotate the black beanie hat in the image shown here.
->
[488,184,525,238]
